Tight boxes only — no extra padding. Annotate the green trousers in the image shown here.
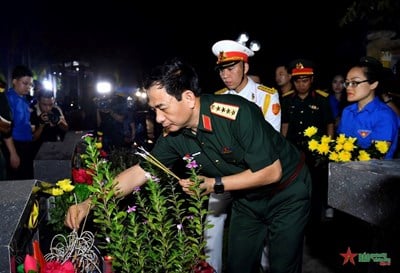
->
[227,166,312,273]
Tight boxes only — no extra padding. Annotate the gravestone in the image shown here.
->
[0,179,39,273]
[328,159,400,227]
[34,131,86,183]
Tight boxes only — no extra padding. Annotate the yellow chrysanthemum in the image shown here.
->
[328,152,340,162]
[335,134,347,145]
[338,150,352,162]
[334,143,344,152]
[56,179,75,192]
[317,142,330,155]
[308,139,320,151]
[348,136,357,144]
[342,140,356,152]
[96,142,103,149]
[50,187,64,196]
[320,135,332,144]
[357,150,371,161]
[304,126,318,138]
[374,141,389,154]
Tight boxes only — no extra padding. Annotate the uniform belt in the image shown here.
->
[269,152,305,197]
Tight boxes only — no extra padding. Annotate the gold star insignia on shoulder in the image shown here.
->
[210,102,239,120]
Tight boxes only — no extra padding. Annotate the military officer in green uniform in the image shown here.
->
[66,58,311,273]
[281,59,335,234]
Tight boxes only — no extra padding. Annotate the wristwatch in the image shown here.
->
[214,177,224,194]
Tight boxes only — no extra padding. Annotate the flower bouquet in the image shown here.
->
[304,126,389,162]
[26,132,214,273]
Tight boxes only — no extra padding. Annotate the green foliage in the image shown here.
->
[45,181,92,236]
[81,137,211,273]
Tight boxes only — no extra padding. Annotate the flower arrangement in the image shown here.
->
[25,132,214,273]
[43,179,91,235]
[89,143,214,273]
[18,133,106,273]
[304,126,390,162]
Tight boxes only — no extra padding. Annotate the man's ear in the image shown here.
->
[182,90,196,108]
[244,62,250,74]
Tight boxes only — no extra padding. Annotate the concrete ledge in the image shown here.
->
[328,159,400,227]
[33,131,86,182]
[0,179,38,272]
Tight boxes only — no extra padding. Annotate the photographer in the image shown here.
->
[95,92,128,152]
[31,90,69,156]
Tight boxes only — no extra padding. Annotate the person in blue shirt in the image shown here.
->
[338,57,398,159]
[5,65,35,179]
[328,74,350,130]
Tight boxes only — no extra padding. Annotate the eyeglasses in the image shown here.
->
[343,80,369,88]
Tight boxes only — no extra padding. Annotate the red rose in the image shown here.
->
[100,149,108,158]
[193,261,216,273]
[44,260,74,273]
[72,168,87,183]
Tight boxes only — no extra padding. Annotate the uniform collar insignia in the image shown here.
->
[202,115,212,132]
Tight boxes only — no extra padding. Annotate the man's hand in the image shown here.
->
[39,112,50,124]
[179,178,195,195]
[0,118,11,134]
[179,176,212,196]
[64,199,91,230]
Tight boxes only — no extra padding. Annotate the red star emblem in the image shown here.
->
[340,247,358,265]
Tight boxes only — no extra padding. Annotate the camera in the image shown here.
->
[47,112,60,124]
[94,97,112,110]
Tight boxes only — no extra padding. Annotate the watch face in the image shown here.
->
[214,178,224,194]
[214,184,224,194]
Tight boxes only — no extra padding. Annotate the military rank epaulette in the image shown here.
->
[315,89,329,97]
[210,102,239,120]
[214,87,228,94]
[257,85,277,94]
[282,90,295,97]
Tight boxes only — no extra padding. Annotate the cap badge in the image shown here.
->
[218,51,228,63]
[296,63,305,69]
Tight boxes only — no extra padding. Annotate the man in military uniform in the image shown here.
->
[281,59,334,236]
[210,39,281,272]
[66,58,311,273]
[212,39,281,132]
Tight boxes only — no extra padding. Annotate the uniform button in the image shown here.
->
[300,110,304,113]
[299,121,303,124]
[215,160,219,163]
